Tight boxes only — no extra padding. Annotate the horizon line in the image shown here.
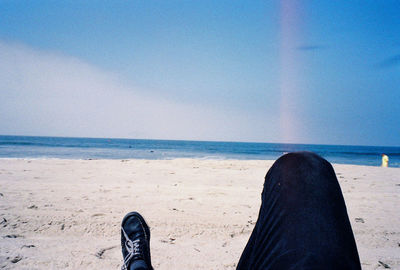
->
[0,133,399,149]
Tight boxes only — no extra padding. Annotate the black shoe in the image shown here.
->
[121,212,153,270]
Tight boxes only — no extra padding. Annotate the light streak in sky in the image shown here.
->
[279,0,303,143]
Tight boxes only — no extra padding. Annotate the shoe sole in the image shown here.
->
[121,211,151,243]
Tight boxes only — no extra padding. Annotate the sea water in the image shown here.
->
[0,135,399,167]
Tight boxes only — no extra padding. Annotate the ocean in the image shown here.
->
[0,135,399,167]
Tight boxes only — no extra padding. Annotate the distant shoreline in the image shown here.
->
[1,134,399,148]
[0,157,392,168]
[1,135,399,167]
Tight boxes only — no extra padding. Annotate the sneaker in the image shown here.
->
[121,212,153,270]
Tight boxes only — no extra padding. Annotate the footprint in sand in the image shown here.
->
[355,218,365,223]
[10,255,22,263]
[91,213,105,217]
[21,244,35,248]
[95,246,117,259]
[3,234,24,238]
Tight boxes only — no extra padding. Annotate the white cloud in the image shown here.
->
[0,41,278,142]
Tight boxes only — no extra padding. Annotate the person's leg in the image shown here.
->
[121,212,153,270]
[237,152,361,270]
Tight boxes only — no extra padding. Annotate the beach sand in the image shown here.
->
[0,159,399,269]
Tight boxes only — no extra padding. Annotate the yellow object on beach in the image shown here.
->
[381,154,389,167]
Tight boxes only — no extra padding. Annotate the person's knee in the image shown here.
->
[278,151,326,166]
[265,151,335,188]
[275,151,330,172]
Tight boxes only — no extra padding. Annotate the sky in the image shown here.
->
[0,0,399,146]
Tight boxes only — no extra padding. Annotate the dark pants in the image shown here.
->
[236,152,361,269]
[130,152,361,270]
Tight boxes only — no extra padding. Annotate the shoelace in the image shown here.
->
[121,227,142,270]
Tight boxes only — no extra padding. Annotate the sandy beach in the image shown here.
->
[0,158,399,269]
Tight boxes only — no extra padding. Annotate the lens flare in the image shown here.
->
[279,0,303,143]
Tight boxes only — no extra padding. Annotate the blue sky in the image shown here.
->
[0,1,399,146]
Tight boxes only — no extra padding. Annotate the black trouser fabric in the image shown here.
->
[237,152,361,270]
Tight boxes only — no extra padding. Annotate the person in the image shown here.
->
[381,154,389,167]
[120,152,361,270]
